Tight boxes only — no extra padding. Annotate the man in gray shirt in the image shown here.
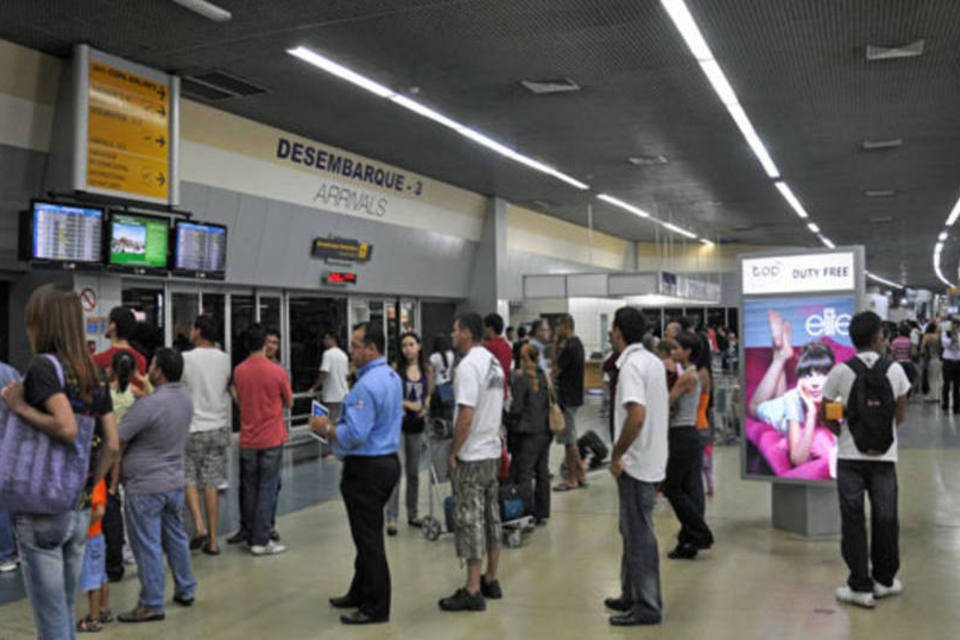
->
[117,348,197,624]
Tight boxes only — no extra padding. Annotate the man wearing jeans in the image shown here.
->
[117,348,197,623]
[606,307,668,626]
[822,311,910,609]
[233,324,293,556]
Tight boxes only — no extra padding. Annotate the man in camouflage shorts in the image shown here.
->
[439,313,506,613]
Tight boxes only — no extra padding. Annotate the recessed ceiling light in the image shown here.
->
[864,190,896,198]
[862,138,903,151]
[866,40,925,61]
[519,78,581,95]
[627,155,669,166]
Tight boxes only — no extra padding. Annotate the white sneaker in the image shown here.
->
[0,559,18,573]
[835,586,876,608]
[249,541,287,556]
[873,579,903,599]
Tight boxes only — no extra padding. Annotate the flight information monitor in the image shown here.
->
[28,201,104,264]
[172,221,227,278]
[107,213,169,272]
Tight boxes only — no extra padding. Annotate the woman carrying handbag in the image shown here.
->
[0,284,119,640]
[507,343,558,525]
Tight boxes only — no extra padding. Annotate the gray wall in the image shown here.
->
[179,182,477,299]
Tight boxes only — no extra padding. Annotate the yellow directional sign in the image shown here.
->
[86,59,170,201]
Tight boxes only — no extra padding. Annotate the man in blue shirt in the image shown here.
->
[311,321,402,625]
[0,360,21,573]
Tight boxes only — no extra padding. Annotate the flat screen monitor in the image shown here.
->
[24,201,104,266]
[107,212,169,273]
[172,220,227,279]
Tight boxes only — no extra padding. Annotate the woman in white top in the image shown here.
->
[429,334,455,420]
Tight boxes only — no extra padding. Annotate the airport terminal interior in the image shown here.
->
[1,1,960,638]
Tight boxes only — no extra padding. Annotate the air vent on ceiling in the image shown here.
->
[628,154,669,166]
[181,71,268,101]
[864,190,896,198]
[520,78,581,95]
[181,77,234,101]
[866,39,924,61]
[862,138,903,151]
[869,215,895,223]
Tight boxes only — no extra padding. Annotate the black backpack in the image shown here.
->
[845,357,896,455]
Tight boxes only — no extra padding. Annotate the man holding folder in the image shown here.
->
[311,321,402,625]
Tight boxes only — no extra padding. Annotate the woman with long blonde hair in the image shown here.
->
[1,284,119,639]
[507,343,553,524]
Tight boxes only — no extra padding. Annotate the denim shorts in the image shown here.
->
[78,533,106,592]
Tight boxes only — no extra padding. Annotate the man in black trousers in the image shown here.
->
[311,322,403,624]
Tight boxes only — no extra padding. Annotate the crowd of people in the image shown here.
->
[0,284,915,635]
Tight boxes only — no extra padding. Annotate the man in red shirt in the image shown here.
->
[232,324,293,556]
[93,307,147,394]
[483,313,513,397]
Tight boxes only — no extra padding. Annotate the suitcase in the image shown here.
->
[499,483,532,521]
[577,430,609,469]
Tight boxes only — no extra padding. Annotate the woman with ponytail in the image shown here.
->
[507,343,552,524]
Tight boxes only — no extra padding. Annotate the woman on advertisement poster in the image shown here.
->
[743,299,855,481]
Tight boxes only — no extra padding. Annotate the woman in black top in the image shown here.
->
[0,284,119,639]
[386,332,432,535]
[508,343,553,524]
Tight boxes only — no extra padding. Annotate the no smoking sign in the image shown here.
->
[80,288,97,312]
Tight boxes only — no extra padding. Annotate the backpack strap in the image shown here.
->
[846,356,867,376]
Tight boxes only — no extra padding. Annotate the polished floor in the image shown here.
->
[0,400,959,639]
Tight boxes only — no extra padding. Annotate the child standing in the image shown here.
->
[77,479,111,633]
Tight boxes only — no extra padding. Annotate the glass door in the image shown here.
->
[288,294,347,423]
[170,291,199,351]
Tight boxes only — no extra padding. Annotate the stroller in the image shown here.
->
[420,417,533,548]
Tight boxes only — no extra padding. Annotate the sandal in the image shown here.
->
[189,534,209,551]
[99,609,113,624]
[77,616,103,633]
[553,483,576,492]
[117,606,165,623]
[202,542,221,556]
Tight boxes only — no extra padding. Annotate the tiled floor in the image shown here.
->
[0,398,959,638]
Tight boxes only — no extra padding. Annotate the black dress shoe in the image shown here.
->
[667,543,699,560]
[340,611,388,625]
[604,596,632,612]
[226,530,247,545]
[173,594,194,607]
[610,612,661,626]
[329,595,361,609]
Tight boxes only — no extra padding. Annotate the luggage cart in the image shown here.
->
[420,419,534,548]
[712,374,741,444]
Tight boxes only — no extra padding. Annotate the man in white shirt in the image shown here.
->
[439,313,505,613]
[181,315,233,555]
[605,307,669,627]
[313,332,350,423]
[821,311,909,609]
[940,318,960,413]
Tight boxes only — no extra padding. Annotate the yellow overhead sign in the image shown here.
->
[86,59,170,201]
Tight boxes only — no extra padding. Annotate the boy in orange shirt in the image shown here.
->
[77,479,112,633]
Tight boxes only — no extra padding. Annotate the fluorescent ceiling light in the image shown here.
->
[660,0,713,60]
[171,0,231,22]
[699,238,715,246]
[597,194,650,218]
[699,60,737,105]
[818,235,835,249]
[724,102,780,178]
[661,0,780,179]
[946,197,960,226]
[774,181,809,219]
[867,271,903,289]
[934,242,955,288]
[939,231,948,242]
[662,222,698,239]
[807,222,820,233]
[288,46,589,191]
[862,138,903,151]
[288,46,393,97]
[625,294,719,306]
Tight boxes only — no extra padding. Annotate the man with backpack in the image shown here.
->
[821,311,910,609]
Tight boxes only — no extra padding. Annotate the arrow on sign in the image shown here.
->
[155,136,166,147]
[157,86,166,99]
[156,174,166,186]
